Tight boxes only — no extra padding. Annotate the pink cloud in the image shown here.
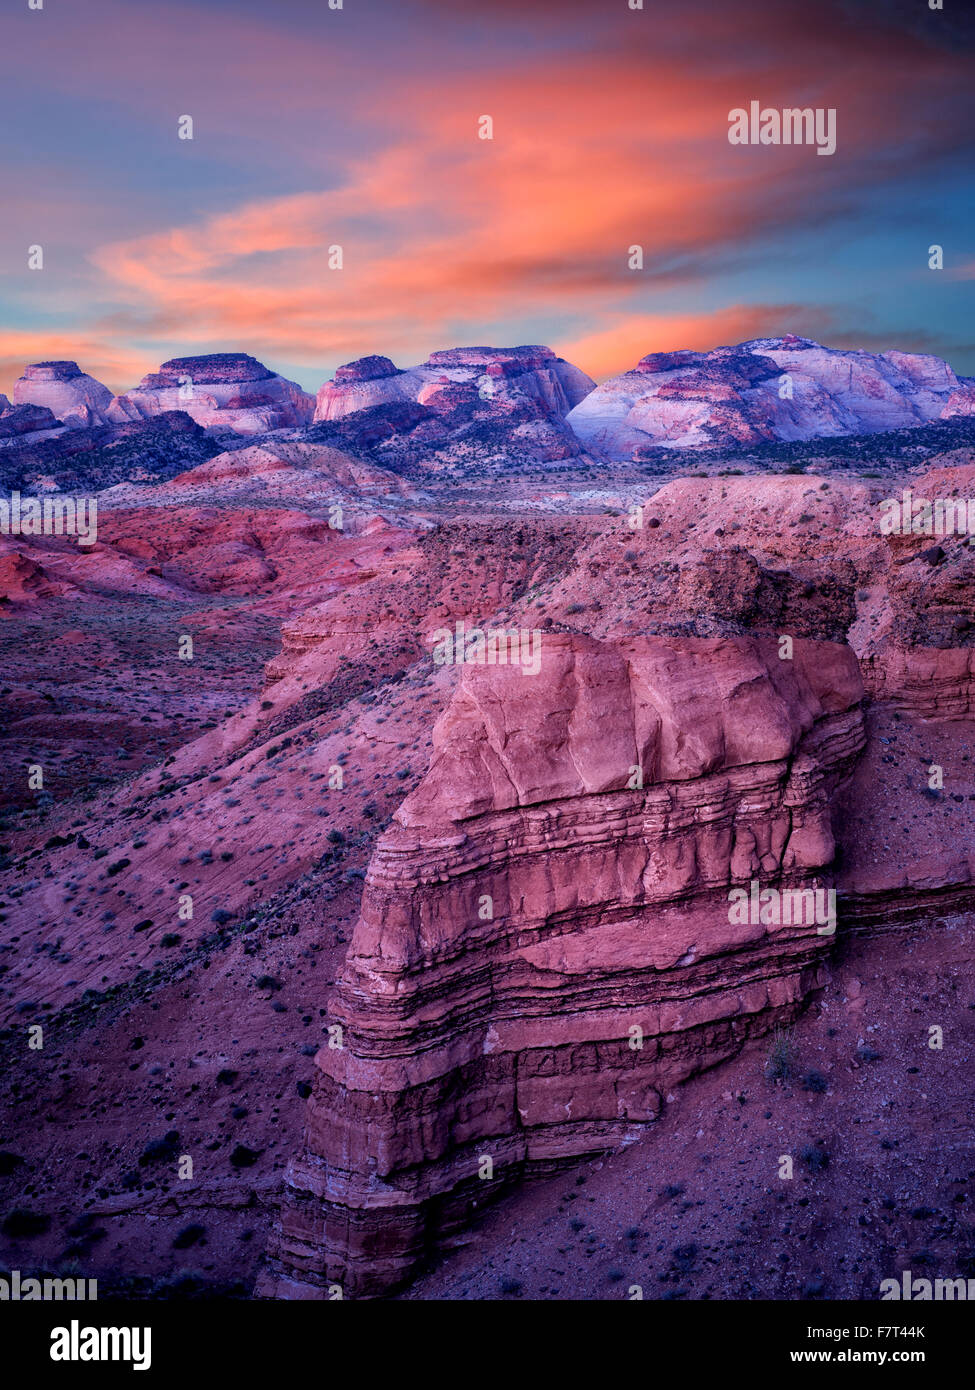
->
[2,1,971,392]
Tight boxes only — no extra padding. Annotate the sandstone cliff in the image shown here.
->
[261,631,865,1297]
[310,345,596,468]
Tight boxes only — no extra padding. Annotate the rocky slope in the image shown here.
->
[0,400,65,446]
[0,410,222,494]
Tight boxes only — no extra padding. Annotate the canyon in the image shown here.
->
[1,336,974,1302]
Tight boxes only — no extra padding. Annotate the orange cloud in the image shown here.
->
[72,50,912,387]
[3,4,971,393]
[0,333,156,399]
[555,306,842,381]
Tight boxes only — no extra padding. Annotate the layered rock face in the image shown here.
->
[12,360,113,429]
[852,461,975,718]
[315,345,593,424]
[566,336,971,456]
[107,353,315,434]
[262,631,865,1297]
[311,346,595,464]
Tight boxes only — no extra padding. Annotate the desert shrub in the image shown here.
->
[2,1209,51,1237]
[765,1026,800,1083]
[173,1224,205,1250]
[140,1131,180,1165]
[801,1144,829,1172]
[229,1145,260,1169]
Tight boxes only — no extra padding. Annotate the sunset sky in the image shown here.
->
[1,0,973,396]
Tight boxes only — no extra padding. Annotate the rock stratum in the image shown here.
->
[261,631,865,1297]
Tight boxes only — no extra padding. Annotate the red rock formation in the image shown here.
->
[0,550,73,606]
[260,631,865,1297]
[860,646,975,720]
[855,462,975,717]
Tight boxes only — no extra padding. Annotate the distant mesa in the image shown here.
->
[22,360,85,380]
[13,359,114,430]
[144,353,274,386]
[107,353,315,435]
[567,337,971,457]
[315,344,595,425]
[4,336,973,455]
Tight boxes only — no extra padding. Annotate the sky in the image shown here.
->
[1,0,973,397]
